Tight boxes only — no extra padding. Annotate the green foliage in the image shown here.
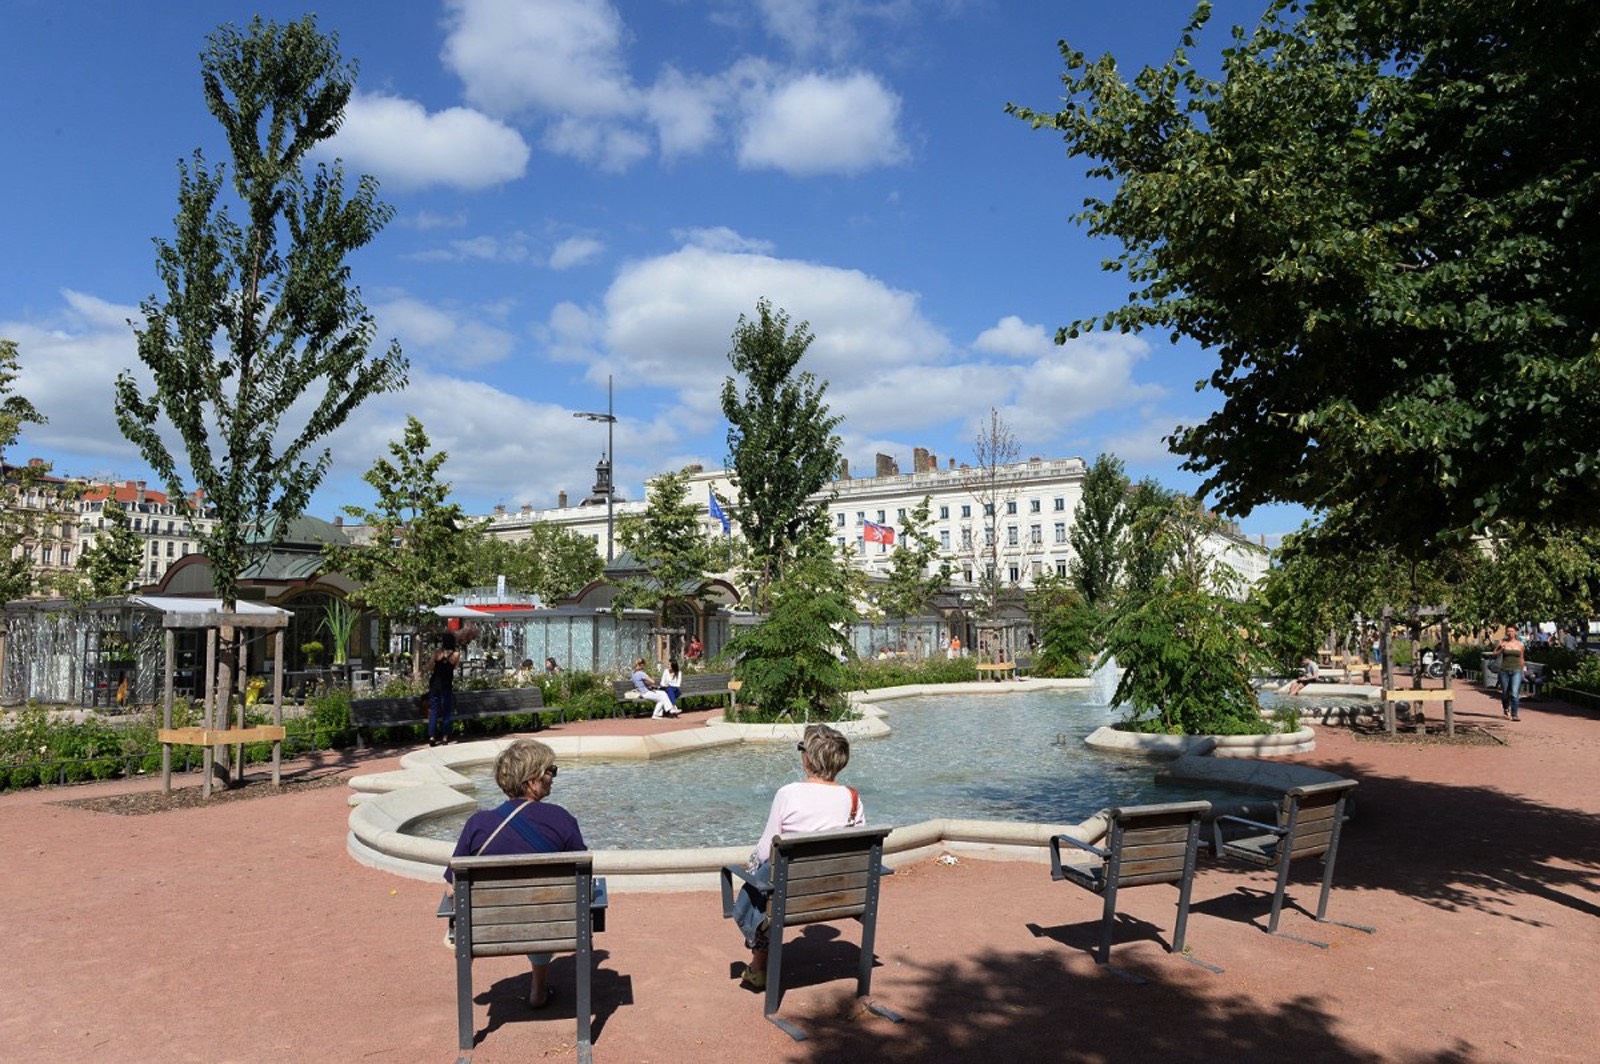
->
[1101,571,1269,736]
[115,15,406,606]
[726,531,855,721]
[0,338,51,602]
[721,299,842,592]
[842,656,978,691]
[877,496,950,622]
[614,466,721,617]
[467,523,602,604]
[74,500,145,601]
[1453,525,1600,631]
[1011,0,1600,556]
[319,599,358,666]
[1069,453,1130,610]
[1026,572,1097,678]
[324,416,480,648]
[1556,653,1600,693]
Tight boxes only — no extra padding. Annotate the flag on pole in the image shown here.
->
[863,519,896,545]
[708,488,730,535]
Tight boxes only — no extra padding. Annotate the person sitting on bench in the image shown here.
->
[631,658,678,718]
[1287,655,1319,695]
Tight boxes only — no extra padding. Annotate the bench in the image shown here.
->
[348,686,558,748]
[439,852,608,1063]
[1482,660,1548,697]
[975,662,1018,681]
[1050,801,1218,979]
[720,825,900,1040]
[1211,779,1373,949]
[611,673,738,716]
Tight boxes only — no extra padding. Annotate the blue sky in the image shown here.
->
[2,0,1302,543]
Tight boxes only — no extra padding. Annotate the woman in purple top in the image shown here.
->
[449,739,585,1008]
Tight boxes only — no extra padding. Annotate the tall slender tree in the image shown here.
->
[615,466,720,619]
[721,299,842,599]
[1068,453,1130,610]
[115,16,406,609]
[878,495,950,622]
[959,408,1020,618]
[467,525,602,605]
[324,417,479,682]
[0,339,51,601]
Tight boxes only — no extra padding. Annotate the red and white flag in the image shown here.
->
[863,520,896,545]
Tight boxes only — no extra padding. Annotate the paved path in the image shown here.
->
[3,686,1596,1063]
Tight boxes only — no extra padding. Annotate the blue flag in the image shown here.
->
[708,488,730,535]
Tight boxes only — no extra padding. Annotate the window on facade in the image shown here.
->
[896,508,906,520]
[166,521,174,534]
[984,528,995,546]
[983,502,994,516]
[837,536,845,549]
[876,509,885,522]
[1030,499,1041,513]
[1006,501,1017,515]
[1006,526,1018,546]
[939,505,949,519]
[836,513,845,527]
[60,547,71,567]
[133,518,142,531]
[1056,561,1068,577]
[166,541,175,557]
[41,546,52,565]
[961,528,972,548]
[939,530,950,549]
[182,544,190,556]
[1029,524,1041,545]
[961,504,971,518]
[150,541,159,555]
[985,564,995,581]
[1054,497,1065,511]
[963,568,973,583]
[1031,561,1043,577]
[1054,521,1067,543]
[856,511,865,525]
[1008,565,1020,582]
[856,536,865,553]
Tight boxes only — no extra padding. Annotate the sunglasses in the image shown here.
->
[544,765,558,778]
[796,742,806,753]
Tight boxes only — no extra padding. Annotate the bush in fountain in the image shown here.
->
[1100,569,1273,736]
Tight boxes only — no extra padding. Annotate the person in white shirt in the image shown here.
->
[660,657,682,709]
[731,724,865,992]
[1287,655,1319,695]
[630,658,677,717]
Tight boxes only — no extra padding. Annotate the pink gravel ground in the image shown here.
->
[3,684,1597,1063]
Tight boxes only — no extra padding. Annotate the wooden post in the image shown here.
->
[1380,608,1395,734]
[161,630,175,793]
[272,628,284,786]
[233,631,246,786]
[201,627,217,800]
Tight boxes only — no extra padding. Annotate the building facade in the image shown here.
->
[78,480,216,586]
[481,451,1270,596]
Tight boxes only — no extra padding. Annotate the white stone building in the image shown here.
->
[482,451,1269,595]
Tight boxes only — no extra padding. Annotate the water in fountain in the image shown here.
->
[1090,655,1121,706]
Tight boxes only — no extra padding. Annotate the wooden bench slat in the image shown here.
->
[781,900,868,925]
[473,919,579,944]
[472,936,580,957]
[473,882,580,905]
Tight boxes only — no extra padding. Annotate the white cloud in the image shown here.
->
[754,0,920,63]
[328,92,529,190]
[410,233,533,264]
[548,237,605,270]
[374,296,516,368]
[737,71,908,176]
[672,227,776,254]
[973,315,1052,359]
[443,0,635,117]
[541,116,652,171]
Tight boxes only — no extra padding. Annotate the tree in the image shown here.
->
[1026,571,1097,678]
[959,408,1021,618]
[1011,0,1600,557]
[1068,453,1130,611]
[324,417,479,681]
[721,299,842,593]
[72,501,145,601]
[725,528,855,721]
[614,466,720,618]
[115,15,406,608]
[467,525,602,605]
[0,339,50,601]
[877,496,951,622]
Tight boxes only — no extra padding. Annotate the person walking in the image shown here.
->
[428,631,461,745]
[1493,624,1526,722]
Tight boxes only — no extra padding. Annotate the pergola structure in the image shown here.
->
[1378,604,1456,736]
[145,597,290,797]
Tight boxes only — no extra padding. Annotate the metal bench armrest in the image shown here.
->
[437,891,454,920]
[1050,833,1107,880]
[720,863,771,918]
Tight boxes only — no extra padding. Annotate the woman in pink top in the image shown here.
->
[732,724,865,991]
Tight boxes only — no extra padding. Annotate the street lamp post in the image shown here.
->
[573,375,617,562]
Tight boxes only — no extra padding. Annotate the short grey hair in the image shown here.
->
[800,724,850,781]
[495,739,555,799]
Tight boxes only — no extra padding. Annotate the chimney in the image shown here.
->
[520,504,532,514]
[493,504,506,515]
[874,453,898,477]
[912,447,931,473]
[839,458,851,480]
[558,491,568,508]
[333,516,343,527]
[948,458,956,470]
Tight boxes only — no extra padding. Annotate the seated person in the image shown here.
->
[660,657,682,708]
[730,724,865,991]
[544,657,560,676]
[448,739,584,1008]
[1287,655,1319,695]
[631,657,678,718]
[511,658,535,684]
